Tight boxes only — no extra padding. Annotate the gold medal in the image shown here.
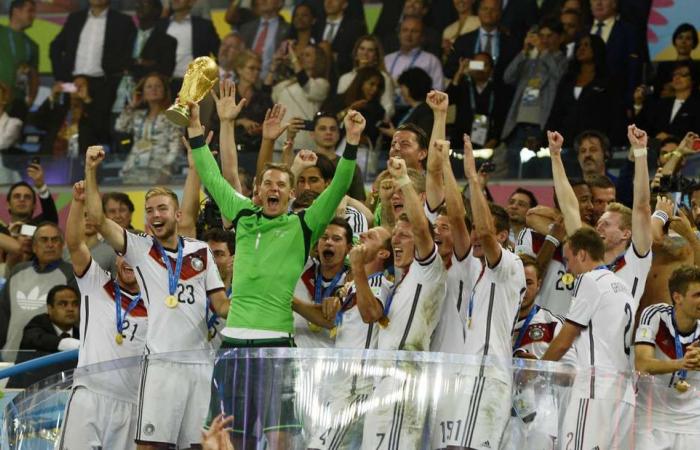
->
[165,295,178,308]
[675,380,690,393]
[308,322,322,333]
[115,333,124,345]
[207,330,215,342]
[329,327,338,339]
[561,273,575,285]
[378,316,390,328]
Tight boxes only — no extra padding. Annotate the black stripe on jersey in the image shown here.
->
[481,283,496,361]
[365,323,374,349]
[297,210,314,262]
[631,277,639,297]
[594,272,612,281]
[516,228,528,246]
[416,245,438,266]
[456,280,464,312]
[388,397,404,450]
[398,284,423,350]
[575,398,590,450]
[82,295,89,345]
[573,275,584,297]
[640,304,672,325]
[589,320,595,398]
[57,386,78,449]
[136,356,150,439]
[136,266,151,304]
[461,376,485,447]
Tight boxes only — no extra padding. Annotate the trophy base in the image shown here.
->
[164,105,190,127]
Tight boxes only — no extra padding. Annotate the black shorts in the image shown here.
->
[207,337,301,439]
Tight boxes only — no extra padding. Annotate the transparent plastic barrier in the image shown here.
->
[3,348,692,449]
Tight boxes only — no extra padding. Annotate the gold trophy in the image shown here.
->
[165,56,219,127]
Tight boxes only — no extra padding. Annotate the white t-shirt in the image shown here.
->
[609,244,652,311]
[566,269,635,403]
[516,228,574,315]
[377,244,446,352]
[431,253,471,354]
[123,232,224,360]
[334,273,392,350]
[513,306,576,365]
[293,259,347,348]
[635,304,700,433]
[74,259,147,403]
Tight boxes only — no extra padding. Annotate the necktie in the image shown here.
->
[253,20,269,55]
[595,21,604,37]
[324,22,337,42]
[484,32,493,56]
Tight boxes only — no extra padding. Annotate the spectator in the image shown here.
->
[115,72,183,184]
[102,192,136,230]
[377,0,441,58]
[49,0,136,127]
[444,0,520,85]
[446,52,508,149]
[547,34,624,147]
[232,50,273,152]
[203,228,235,295]
[588,174,616,224]
[127,0,177,84]
[156,0,220,93]
[386,67,434,137]
[0,82,23,183]
[305,0,366,27]
[0,0,38,120]
[238,0,290,78]
[384,16,445,91]
[287,3,317,55]
[500,0,539,43]
[224,0,256,29]
[337,35,396,120]
[269,44,329,150]
[574,129,616,182]
[589,0,641,103]
[653,23,700,98]
[501,19,567,178]
[322,66,386,143]
[218,33,245,82]
[313,0,368,80]
[5,285,80,388]
[0,222,77,362]
[2,165,58,231]
[506,187,538,243]
[442,0,480,57]
[560,8,584,59]
[634,61,700,141]
[387,122,430,172]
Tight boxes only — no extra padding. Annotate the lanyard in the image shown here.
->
[513,305,539,351]
[314,265,346,304]
[7,28,30,60]
[467,264,487,328]
[334,272,383,327]
[390,50,422,78]
[137,114,158,140]
[115,283,142,334]
[672,307,698,382]
[156,238,184,296]
[467,77,495,116]
[606,252,625,272]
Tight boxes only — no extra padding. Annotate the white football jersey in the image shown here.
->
[345,206,368,238]
[516,228,574,315]
[635,304,700,433]
[123,232,224,359]
[431,253,471,354]
[334,273,392,350]
[513,306,576,365]
[74,259,148,403]
[566,269,635,402]
[608,244,652,311]
[377,244,446,351]
[293,259,347,348]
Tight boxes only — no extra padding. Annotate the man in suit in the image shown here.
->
[498,0,539,42]
[589,0,641,104]
[313,0,367,79]
[444,0,519,84]
[238,0,290,78]
[130,0,177,81]
[49,0,135,123]
[6,285,80,389]
[374,0,442,57]
[156,0,220,94]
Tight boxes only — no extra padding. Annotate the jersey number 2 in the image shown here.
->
[623,303,633,356]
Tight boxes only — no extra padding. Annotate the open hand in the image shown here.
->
[261,104,288,141]
[201,414,234,450]
[462,134,477,177]
[212,79,246,122]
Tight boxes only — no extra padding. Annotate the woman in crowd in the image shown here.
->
[336,35,395,120]
[269,43,329,150]
[548,34,624,146]
[653,23,700,97]
[0,82,23,183]
[232,50,273,152]
[322,66,386,143]
[441,0,480,58]
[287,2,317,56]
[115,72,182,184]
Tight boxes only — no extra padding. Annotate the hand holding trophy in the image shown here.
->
[165,56,219,127]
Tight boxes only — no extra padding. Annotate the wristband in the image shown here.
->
[545,234,561,248]
[651,210,669,225]
[395,176,412,188]
[633,147,647,158]
[36,184,49,198]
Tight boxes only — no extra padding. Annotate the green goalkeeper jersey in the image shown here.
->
[191,138,356,335]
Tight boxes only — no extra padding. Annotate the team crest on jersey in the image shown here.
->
[191,257,204,272]
[528,325,544,341]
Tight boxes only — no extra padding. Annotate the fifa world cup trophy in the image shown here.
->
[165,56,219,127]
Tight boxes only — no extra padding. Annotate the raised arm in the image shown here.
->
[255,104,289,178]
[85,146,126,254]
[389,157,433,259]
[438,138,470,259]
[548,131,582,235]
[463,134,500,266]
[179,129,212,238]
[349,245,384,323]
[425,90,448,210]
[628,125,652,255]
[213,80,246,192]
[65,181,92,276]
[290,150,318,181]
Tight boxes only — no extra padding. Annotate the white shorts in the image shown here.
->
[135,357,213,448]
[560,397,633,450]
[634,427,700,450]
[307,391,369,450]
[431,376,511,450]
[361,375,429,450]
[58,386,137,450]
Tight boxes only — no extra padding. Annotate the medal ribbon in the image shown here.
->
[467,264,487,328]
[513,305,540,352]
[206,297,218,330]
[672,306,698,382]
[115,283,142,335]
[334,272,384,328]
[156,238,184,297]
[314,266,345,304]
